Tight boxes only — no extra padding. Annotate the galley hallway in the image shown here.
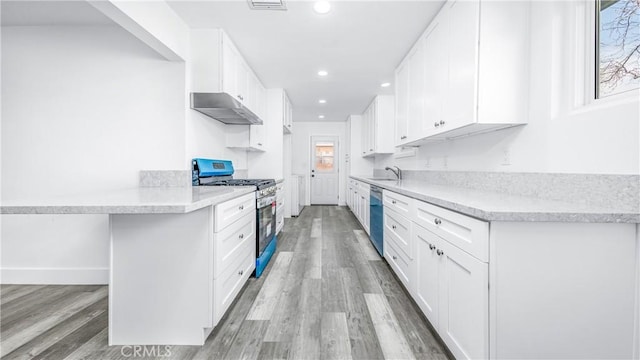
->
[0,206,450,360]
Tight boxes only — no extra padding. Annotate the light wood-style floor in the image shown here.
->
[0,206,449,360]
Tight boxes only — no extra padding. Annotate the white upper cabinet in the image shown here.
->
[191,29,268,122]
[283,91,293,134]
[395,62,410,144]
[362,95,395,157]
[395,0,530,146]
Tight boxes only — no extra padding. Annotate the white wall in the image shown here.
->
[292,122,347,206]
[376,1,639,175]
[1,26,187,284]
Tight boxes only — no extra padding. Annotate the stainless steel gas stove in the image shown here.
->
[192,158,277,277]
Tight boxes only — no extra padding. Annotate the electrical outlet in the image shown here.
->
[501,148,511,166]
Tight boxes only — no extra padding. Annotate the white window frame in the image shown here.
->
[573,0,639,112]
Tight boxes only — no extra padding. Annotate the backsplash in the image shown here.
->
[139,171,191,187]
[373,169,640,211]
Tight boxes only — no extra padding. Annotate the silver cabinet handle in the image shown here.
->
[239,205,244,210]
[434,218,441,225]
[429,244,436,250]
[392,255,397,260]
[439,120,445,126]
[436,249,444,256]
[258,143,263,146]
[392,225,397,230]
[239,234,244,239]
[369,148,373,151]
[238,270,244,276]
[434,122,440,128]
[237,94,244,101]
[392,200,397,204]
[400,135,407,140]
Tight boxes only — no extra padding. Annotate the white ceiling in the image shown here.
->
[168,0,444,122]
[1,0,444,123]
[1,1,114,26]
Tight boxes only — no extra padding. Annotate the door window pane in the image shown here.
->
[315,143,334,172]
[597,0,640,98]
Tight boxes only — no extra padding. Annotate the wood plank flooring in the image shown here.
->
[0,206,449,360]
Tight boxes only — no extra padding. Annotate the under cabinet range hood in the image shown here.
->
[190,93,263,125]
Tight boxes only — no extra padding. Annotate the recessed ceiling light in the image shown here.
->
[319,115,325,119]
[319,99,327,104]
[317,70,328,77]
[381,82,391,88]
[313,1,331,14]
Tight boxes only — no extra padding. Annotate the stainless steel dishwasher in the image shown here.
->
[369,185,383,256]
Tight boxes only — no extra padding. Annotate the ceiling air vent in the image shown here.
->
[247,0,287,11]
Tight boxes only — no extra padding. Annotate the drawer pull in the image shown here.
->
[392,255,398,260]
[429,244,436,250]
[392,200,397,204]
[434,218,442,225]
[239,234,244,239]
[238,270,244,276]
[392,225,397,230]
[239,205,244,210]
[436,249,444,256]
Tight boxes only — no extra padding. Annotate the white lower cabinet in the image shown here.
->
[415,223,488,360]
[211,198,256,327]
[381,188,489,360]
[347,178,370,235]
[437,238,488,360]
[381,188,636,359]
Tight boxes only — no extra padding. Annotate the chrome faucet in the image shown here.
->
[385,166,402,180]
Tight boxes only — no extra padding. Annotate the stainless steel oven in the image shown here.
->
[256,193,276,258]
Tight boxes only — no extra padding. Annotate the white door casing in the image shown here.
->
[310,136,339,205]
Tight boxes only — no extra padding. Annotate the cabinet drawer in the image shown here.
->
[383,190,414,218]
[212,212,255,279]
[358,183,370,198]
[415,200,489,262]
[213,241,255,326]
[384,208,413,259]
[214,192,256,232]
[384,234,414,292]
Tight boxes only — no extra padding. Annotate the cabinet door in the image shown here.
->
[423,9,448,137]
[414,224,440,327]
[370,100,377,152]
[443,0,479,133]
[246,72,258,114]
[407,40,425,142]
[437,239,488,360]
[236,61,249,105]
[363,195,370,235]
[250,124,265,150]
[395,61,410,145]
[361,107,370,156]
[221,37,237,98]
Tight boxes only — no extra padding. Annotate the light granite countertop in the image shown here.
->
[0,186,255,215]
[275,178,284,184]
[351,175,640,223]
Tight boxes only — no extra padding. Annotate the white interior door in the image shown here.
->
[310,136,339,205]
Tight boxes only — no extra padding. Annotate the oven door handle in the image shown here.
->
[257,195,276,209]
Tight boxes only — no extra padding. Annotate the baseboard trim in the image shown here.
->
[1,267,109,285]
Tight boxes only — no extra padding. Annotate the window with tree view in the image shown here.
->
[597,0,640,98]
